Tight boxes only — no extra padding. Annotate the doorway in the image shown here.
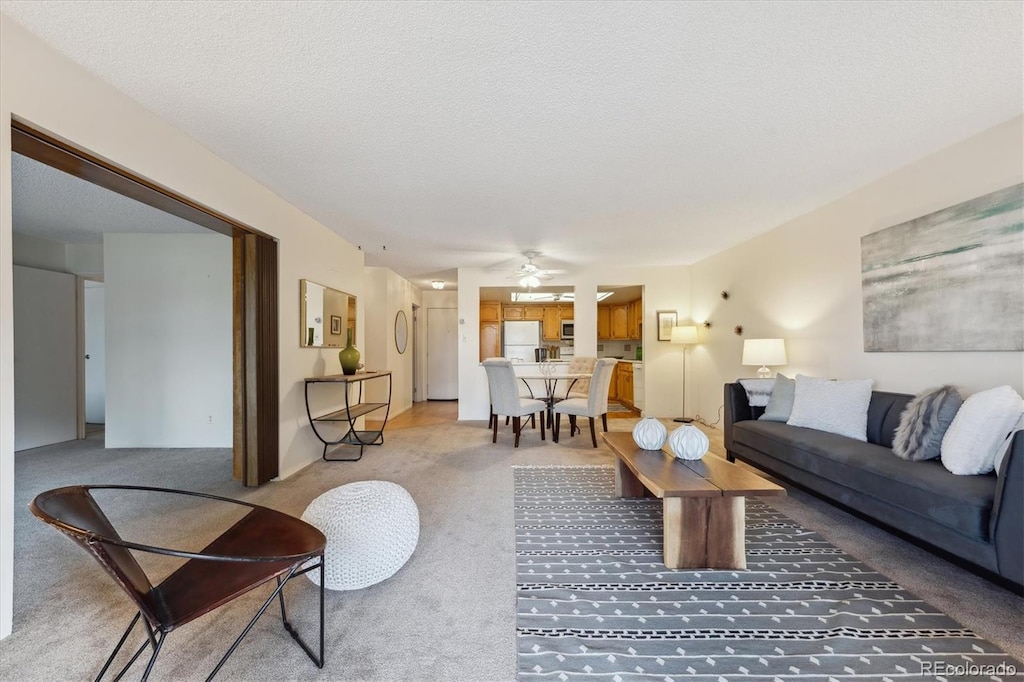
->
[10,121,279,486]
[83,280,105,436]
[426,307,458,399]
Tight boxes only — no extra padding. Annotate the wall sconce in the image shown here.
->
[431,281,445,290]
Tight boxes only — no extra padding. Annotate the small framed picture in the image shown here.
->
[656,310,677,341]
[330,315,342,335]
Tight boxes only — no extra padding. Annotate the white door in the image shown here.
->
[426,307,458,399]
[84,283,106,423]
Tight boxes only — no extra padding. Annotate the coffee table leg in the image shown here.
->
[614,459,646,498]
[707,496,746,570]
[661,496,747,570]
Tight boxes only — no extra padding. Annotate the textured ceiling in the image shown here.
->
[11,153,209,244]
[2,1,1021,286]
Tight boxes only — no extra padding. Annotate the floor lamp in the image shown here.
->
[671,325,699,423]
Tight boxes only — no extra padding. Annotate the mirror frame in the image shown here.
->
[395,310,409,354]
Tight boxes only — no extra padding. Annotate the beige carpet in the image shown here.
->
[1,418,1020,681]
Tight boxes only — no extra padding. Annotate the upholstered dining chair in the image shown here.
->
[563,356,597,399]
[483,358,546,447]
[553,358,618,447]
[29,485,326,681]
[485,357,535,431]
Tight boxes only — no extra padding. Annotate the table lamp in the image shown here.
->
[742,338,787,379]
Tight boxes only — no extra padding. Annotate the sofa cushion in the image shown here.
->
[733,420,996,540]
[892,385,962,461]
[759,374,795,422]
[866,391,914,448]
[788,375,873,441]
[941,385,1024,475]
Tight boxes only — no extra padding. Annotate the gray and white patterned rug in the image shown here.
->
[515,465,1020,681]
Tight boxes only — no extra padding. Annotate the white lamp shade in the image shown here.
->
[670,326,699,345]
[742,338,787,366]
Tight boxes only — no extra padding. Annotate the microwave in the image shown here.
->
[560,320,574,340]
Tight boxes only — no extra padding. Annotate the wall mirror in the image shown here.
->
[395,310,409,354]
[300,279,356,348]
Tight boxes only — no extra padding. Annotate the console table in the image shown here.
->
[304,371,392,461]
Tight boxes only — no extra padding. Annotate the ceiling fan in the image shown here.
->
[508,251,567,288]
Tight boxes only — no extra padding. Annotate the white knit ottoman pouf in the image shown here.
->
[302,481,419,591]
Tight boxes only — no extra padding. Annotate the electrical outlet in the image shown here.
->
[207,415,213,424]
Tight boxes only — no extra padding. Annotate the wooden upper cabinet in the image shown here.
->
[524,305,544,321]
[480,301,500,322]
[628,299,642,340]
[480,321,501,361]
[611,304,629,339]
[503,305,525,320]
[559,303,574,320]
[597,305,611,340]
[542,306,561,341]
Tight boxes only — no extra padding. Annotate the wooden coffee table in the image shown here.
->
[602,432,785,570]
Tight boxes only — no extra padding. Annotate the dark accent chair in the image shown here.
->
[30,485,327,680]
[723,383,1023,591]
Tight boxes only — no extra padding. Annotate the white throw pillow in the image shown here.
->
[787,375,874,441]
[992,414,1022,475]
[941,386,1024,476]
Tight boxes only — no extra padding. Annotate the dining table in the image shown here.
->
[517,372,592,429]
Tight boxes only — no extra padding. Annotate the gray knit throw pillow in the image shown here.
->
[893,385,963,461]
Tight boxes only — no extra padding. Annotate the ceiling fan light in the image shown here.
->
[519,274,541,289]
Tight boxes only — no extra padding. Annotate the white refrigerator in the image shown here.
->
[503,321,541,363]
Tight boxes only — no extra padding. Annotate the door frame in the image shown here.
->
[11,119,279,486]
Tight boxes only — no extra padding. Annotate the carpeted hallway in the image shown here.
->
[1,416,1021,681]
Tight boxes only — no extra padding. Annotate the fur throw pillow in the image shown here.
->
[892,385,962,461]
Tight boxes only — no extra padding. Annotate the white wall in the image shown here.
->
[12,232,102,276]
[690,116,1024,421]
[104,234,232,447]
[457,265,693,421]
[12,265,77,450]
[0,15,368,637]
[363,267,421,411]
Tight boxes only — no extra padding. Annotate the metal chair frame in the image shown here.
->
[30,485,326,681]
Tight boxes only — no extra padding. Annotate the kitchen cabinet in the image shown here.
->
[607,362,619,400]
[503,305,525,320]
[611,304,629,339]
[633,364,644,411]
[524,306,544,321]
[628,299,642,340]
[480,301,500,322]
[597,306,611,339]
[480,321,501,361]
[616,363,634,409]
[542,306,561,341]
[559,303,574,320]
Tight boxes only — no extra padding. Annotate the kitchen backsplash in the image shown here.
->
[597,341,642,360]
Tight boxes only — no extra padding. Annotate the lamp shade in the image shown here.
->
[741,338,787,366]
[670,326,699,345]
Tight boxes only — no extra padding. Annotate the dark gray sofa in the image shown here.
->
[724,383,1023,591]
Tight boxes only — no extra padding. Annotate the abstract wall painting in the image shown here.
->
[861,183,1023,352]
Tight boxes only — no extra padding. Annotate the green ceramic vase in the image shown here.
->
[339,329,361,375]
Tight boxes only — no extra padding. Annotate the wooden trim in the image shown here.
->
[232,237,245,481]
[10,120,271,240]
[241,234,279,486]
